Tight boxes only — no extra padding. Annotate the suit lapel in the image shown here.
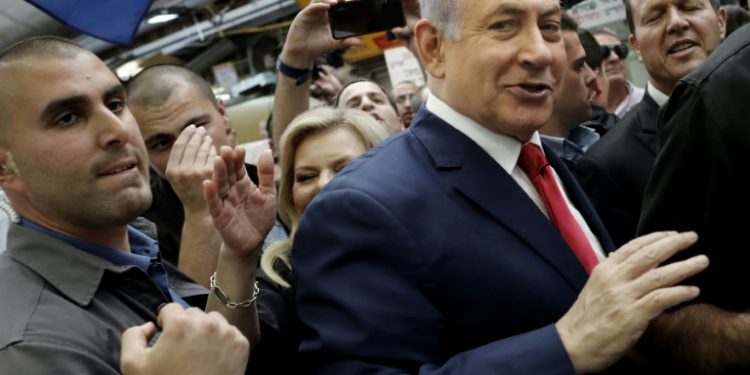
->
[633,93,660,156]
[411,110,589,291]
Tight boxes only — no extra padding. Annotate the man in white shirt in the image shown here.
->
[594,29,646,117]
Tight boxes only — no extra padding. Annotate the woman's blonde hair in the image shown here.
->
[261,107,389,287]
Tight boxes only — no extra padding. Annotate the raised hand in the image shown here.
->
[556,231,709,373]
[120,304,249,375]
[165,125,216,212]
[203,147,276,256]
[310,64,343,105]
[390,0,421,38]
[280,0,360,69]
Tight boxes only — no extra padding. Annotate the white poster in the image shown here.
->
[212,62,240,96]
[383,46,425,87]
[567,0,626,29]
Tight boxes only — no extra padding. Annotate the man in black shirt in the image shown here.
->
[128,65,261,287]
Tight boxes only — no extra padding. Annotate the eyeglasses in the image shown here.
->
[601,43,629,60]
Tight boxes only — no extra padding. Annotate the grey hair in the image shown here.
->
[420,0,463,40]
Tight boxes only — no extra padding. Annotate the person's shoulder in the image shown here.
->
[682,25,750,88]
[325,128,423,191]
[0,254,122,372]
[0,252,62,349]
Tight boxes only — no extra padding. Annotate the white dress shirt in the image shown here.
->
[647,81,670,107]
[427,95,606,261]
[614,81,646,118]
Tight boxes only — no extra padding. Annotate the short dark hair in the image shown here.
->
[334,79,398,112]
[0,35,87,63]
[578,28,604,69]
[126,64,218,109]
[624,0,721,34]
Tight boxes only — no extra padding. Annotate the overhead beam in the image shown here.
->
[104,0,298,66]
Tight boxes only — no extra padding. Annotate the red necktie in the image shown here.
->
[518,144,599,274]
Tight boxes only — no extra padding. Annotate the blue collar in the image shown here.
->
[20,218,156,270]
[18,218,187,307]
[541,126,600,163]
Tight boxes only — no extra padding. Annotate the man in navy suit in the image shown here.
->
[292,0,709,373]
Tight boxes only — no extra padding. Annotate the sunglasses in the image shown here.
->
[601,43,629,60]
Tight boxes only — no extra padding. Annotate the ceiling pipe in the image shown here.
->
[184,37,237,73]
[75,0,221,53]
[104,0,298,66]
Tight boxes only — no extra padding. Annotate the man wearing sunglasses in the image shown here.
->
[576,0,726,248]
[594,29,645,118]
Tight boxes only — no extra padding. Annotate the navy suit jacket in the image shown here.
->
[293,108,615,374]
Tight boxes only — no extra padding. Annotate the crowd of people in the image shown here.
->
[1,0,749,374]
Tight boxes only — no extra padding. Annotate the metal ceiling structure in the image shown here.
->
[0,0,298,69]
[103,0,297,66]
[0,0,77,47]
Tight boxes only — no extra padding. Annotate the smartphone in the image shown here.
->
[328,0,406,40]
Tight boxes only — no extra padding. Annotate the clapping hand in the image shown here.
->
[203,147,276,257]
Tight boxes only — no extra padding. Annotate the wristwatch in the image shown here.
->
[276,58,312,86]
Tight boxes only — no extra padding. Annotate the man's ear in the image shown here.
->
[415,20,446,79]
[216,99,237,146]
[717,7,727,41]
[0,148,23,192]
[628,34,643,63]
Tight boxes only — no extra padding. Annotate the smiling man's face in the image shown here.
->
[629,0,725,94]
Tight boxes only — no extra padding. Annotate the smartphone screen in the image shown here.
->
[328,0,406,40]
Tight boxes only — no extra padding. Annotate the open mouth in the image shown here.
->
[98,162,137,177]
[520,83,550,92]
[668,40,698,54]
[516,83,552,97]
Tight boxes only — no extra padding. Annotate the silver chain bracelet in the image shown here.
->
[209,272,260,309]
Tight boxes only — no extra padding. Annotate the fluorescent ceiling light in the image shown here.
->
[146,7,183,24]
[148,13,179,24]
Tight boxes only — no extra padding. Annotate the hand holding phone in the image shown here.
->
[328,0,406,40]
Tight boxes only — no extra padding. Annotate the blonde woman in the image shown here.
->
[203,106,388,372]
[261,106,388,288]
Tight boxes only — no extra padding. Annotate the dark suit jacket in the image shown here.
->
[575,93,659,247]
[639,25,750,311]
[292,108,614,374]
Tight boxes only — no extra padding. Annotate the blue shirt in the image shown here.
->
[19,218,188,307]
[541,125,601,164]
